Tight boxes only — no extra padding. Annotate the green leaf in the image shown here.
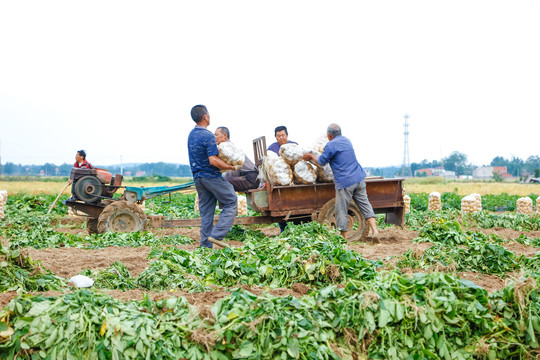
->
[238,341,254,357]
[287,338,300,358]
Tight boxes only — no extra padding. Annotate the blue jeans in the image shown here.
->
[195,177,238,248]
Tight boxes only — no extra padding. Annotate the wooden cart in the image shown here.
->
[150,137,405,241]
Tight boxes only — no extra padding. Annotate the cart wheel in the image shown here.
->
[97,200,147,234]
[317,199,369,241]
[86,218,99,235]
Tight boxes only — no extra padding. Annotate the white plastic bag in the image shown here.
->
[68,275,94,288]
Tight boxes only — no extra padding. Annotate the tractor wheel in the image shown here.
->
[86,218,99,235]
[97,200,147,234]
[317,199,369,241]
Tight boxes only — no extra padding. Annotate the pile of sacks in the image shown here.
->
[461,193,482,213]
[194,193,248,216]
[428,192,442,211]
[218,142,244,170]
[403,194,411,213]
[0,190,7,219]
[516,197,533,215]
[262,140,334,186]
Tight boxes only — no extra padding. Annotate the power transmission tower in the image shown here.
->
[399,114,412,177]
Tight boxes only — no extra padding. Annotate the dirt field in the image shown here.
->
[2,222,538,312]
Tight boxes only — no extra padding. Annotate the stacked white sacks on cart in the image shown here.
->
[0,190,7,219]
[260,138,336,186]
[218,142,244,170]
[516,197,533,215]
[428,192,442,211]
[194,193,248,216]
[403,194,411,213]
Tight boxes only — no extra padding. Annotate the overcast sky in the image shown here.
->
[1,0,539,169]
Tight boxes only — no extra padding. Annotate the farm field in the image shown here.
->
[0,177,194,195]
[1,177,538,196]
[0,187,539,359]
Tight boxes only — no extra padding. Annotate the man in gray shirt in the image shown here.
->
[215,126,260,192]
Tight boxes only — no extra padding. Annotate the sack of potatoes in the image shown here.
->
[279,143,304,166]
[218,142,245,170]
[293,161,317,185]
[428,192,442,211]
[516,197,533,215]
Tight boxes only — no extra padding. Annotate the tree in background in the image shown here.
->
[443,151,472,176]
[490,156,524,177]
[410,159,442,176]
[525,155,540,177]
[492,172,503,182]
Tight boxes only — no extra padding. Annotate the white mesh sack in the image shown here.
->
[218,142,245,169]
[293,161,317,185]
[403,194,411,213]
[516,197,533,215]
[279,143,304,166]
[461,195,476,214]
[195,192,248,216]
[237,195,248,216]
[317,164,334,183]
[471,193,482,212]
[309,135,328,154]
[264,154,293,186]
[428,192,442,211]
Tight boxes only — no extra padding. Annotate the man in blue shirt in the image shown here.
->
[267,125,298,155]
[303,123,379,240]
[188,105,237,248]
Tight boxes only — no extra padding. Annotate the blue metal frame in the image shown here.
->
[124,181,195,201]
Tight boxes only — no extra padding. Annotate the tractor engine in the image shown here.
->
[70,168,122,203]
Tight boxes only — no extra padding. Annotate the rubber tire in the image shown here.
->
[86,218,99,235]
[317,198,369,241]
[97,200,147,234]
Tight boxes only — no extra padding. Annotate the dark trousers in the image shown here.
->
[195,177,238,248]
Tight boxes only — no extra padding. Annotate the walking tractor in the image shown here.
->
[65,137,405,240]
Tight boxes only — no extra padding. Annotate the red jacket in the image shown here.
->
[74,160,93,169]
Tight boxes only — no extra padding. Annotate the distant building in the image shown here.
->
[135,171,146,177]
[415,168,433,176]
[473,166,512,179]
[415,167,456,179]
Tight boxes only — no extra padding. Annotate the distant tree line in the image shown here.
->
[2,153,539,179]
[0,162,192,178]
[409,152,540,177]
